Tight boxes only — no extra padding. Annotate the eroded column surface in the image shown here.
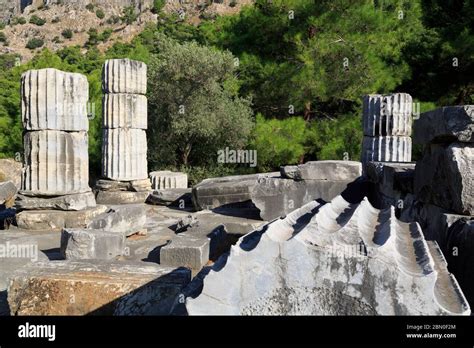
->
[361,93,413,170]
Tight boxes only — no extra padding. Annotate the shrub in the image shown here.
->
[0,32,7,43]
[52,36,62,43]
[11,17,26,25]
[85,3,94,11]
[25,38,44,49]
[96,9,105,19]
[229,0,238,7]
[121,6,138,25]
[152,0,166,14]
[61,29,73,39]
[99,28,112,42]
[29,15,46,26]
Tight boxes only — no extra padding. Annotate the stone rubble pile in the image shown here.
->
[96,59,151,204]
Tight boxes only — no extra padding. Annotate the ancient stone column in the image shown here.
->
[96,59,151,204]
[16,68,106,230]
[361,93,413,170]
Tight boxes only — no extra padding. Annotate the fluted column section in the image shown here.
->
[101,59,148,181]
[361,93,413,169]
[20,68,91,196]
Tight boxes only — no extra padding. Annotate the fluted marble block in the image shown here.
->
[149,171,188,190]
[102,93,147,129]
[102,59,147,95]
[21,130,90,196]
[361,136,412,164]
[363,93,412,137]
[21,68,89,131]
[101,128,148,181]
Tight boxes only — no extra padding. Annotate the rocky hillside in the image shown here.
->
[0,0,253,61]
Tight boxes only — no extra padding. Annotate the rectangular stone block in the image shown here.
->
[101,128,148,181]
[15,191,96,211]
[281,160,361,181]
[160,234,210,270]
[16,205,108,231]
[87,204,147,237]
[21,68,89,131]
[363,93,412,136]
[0,181,17,205]
[414,105,474,144]
[7,260,191,315]
[102,93,147,129]
[95,190,150,205]
[415,142,473,215]
[361,136,412,164]
[102,59,147,95]
[21,130,90,196]
[60,228,125,260]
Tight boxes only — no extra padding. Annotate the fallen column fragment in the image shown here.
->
[186,195,470,315]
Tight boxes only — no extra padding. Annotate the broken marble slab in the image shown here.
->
[186,195,470,315]
[280,160,361,181]
[95,190,150,205]
[87,205,147,237]
[0,181,17,205]
[146,189,192,207]
[363,93,413,136]
[15,205,108,231]
[21,68,89,131]
[102,59,147,95]
[21,130,90,196]
[15,191,96,211]
[149,171,188,190]
[415,142,473,215]
[192,172,357,220]
[95,178,151,192]
[60,228,125,260]
[103,93,147,129]
[413,105,474,144]
[160,234,210,271]
[7,260,190,315]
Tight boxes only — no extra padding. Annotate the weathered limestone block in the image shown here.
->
[149,171,188,189]
[95,190,150,205]
[414,142,473,215]
[102,93,147,129]
[87,205,147,237]
[16,205,108,231]
[0,181,17,205]
[280,161,361,181]
[21,68,89,131]
[192,172,362,220]
[21,130,90,196]
[363,93,413,136]
[0,158,22,188]
[414,105,474,144]
[60,228,125,260]
[146,189,192,206]
[101,128,148,181]
[7,260,190,315]
[15,192,96,211]
[95,178,151,192]
[361,136,412,164]
[160,234,210,271]
[102,59,147,95]
[186,196,470,315]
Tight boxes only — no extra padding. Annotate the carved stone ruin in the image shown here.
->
[15,68,105,230]
[96,59,151,204]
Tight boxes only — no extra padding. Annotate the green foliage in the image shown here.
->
[106,15,121,25]
[85,3,94,12]
[96,9,105,19]
[0,32,6,43]
[99,29,113,42]
[61,29,73,39]
[25,38,44,50]
[147,35,254,168]
[152,0,166,14]
[29,15,46,26]
[121,6,138,25]
[11,17,26,25]
[249,114,306,171]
